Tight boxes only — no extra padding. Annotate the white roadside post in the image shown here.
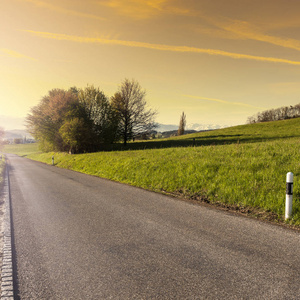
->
[285,172,293,220]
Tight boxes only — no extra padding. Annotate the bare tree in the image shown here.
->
[247,103,300,124]
[78,85,119,144]
[178,112,186,135]
[111,79,157,145]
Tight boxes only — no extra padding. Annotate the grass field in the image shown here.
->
[3,143,40,156]
[4,118,300,225]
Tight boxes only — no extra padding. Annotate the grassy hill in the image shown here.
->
[4,118,300,226]
[88,117,300,151]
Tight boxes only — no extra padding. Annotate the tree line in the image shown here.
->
[247,103,300,124]
[26,79,157,153]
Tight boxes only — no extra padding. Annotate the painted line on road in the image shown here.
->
[1,165,14,299]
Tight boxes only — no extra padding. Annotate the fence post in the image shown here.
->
[285,172,293,220]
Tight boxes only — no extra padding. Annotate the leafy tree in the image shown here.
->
[178,112,186,136]
[26,89,77,151]
[26,80,157,152]
[26,89,95,153]
[111,79,157,145]
[60,99,96,153]
[59,117,93,154]
[78,85,119,145]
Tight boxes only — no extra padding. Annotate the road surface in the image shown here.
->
[7,154,300,299]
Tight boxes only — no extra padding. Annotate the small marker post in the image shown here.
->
[52,156,54,166]
[285,172,293,220]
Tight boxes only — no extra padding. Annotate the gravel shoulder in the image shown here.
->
[0,166,14,299]
[0,191,4,295]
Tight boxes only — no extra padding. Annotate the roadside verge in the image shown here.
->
[1,165,14,299]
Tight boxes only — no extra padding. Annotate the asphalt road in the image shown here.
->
[7,153,300,299]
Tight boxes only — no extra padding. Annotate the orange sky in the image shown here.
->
[2,0,300,129]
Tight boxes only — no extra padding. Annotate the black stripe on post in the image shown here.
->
[286,182,293,195]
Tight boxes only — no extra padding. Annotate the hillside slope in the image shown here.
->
[119,118,300,151]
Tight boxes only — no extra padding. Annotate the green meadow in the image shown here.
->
[4,118,300,225]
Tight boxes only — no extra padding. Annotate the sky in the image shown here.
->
[2,0,300,130]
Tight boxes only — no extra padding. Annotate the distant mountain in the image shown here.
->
[186,123,228,131]
[157,123,227,133]
[160,130,197,138]
[156,124,179,132]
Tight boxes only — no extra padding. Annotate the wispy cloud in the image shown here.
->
[0,48,37,61]
[21,0,105,20]
[202,18,300,52]
[183,95,265,110]
[98,0,193,19]
[23,30,300,66]
[222,20,300,52]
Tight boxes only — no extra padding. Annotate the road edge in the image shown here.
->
[22,155,300,232]
[1,165,14,299]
